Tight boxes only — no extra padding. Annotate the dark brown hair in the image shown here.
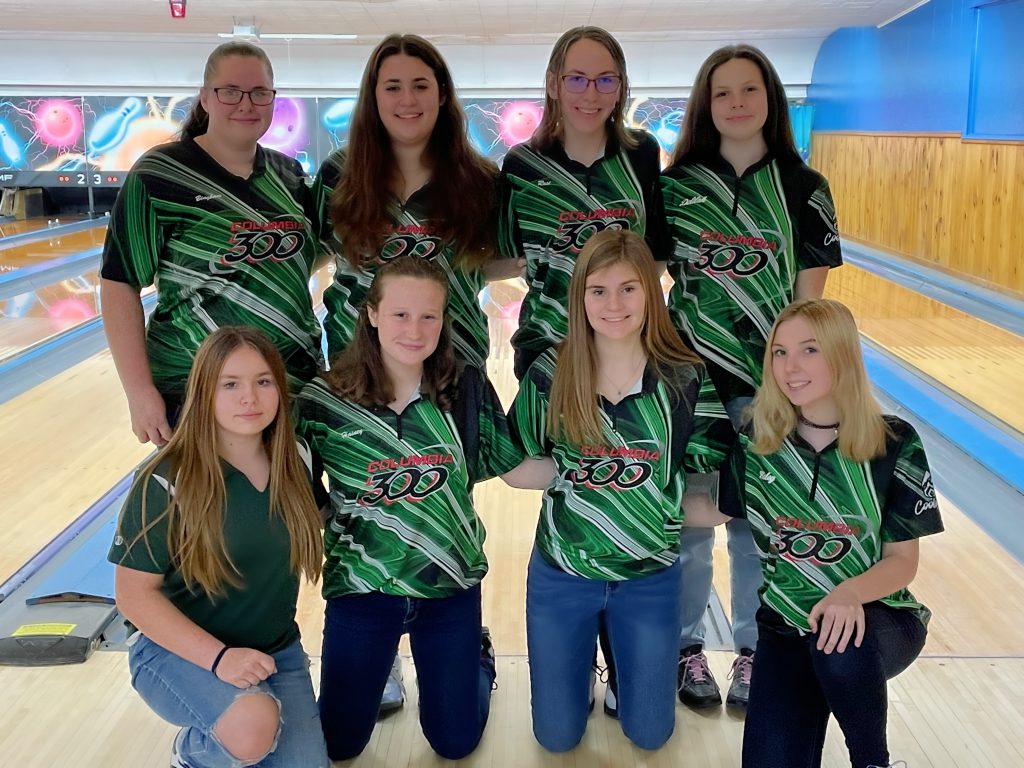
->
[324,257,457,410]
[669,44,800,167]
[328,34,497,270]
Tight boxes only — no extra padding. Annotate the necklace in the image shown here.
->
[601,354,646,398]
[798,414,840,430]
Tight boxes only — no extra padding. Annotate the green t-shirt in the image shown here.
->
[100,136,324,396]
[312,149,492,369]
[662,154,843,404]
[499,131,669,378]
[721,416,944,633]
[107,449,312,653]
[509,349,732,580]
[297,367,524,599]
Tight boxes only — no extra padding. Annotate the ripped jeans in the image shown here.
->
[128,634,329,768]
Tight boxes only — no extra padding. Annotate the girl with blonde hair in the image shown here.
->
[109,326,328,768]
[511,228,730,751]
[721,299,943,768]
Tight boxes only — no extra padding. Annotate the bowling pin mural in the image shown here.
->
[0,121,24,166]
[88,97,143,155]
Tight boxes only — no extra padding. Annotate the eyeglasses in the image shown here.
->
[210,87,277,106]
[560,74,621,94]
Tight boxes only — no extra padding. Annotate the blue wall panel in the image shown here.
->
[809,0,978,132]
[969,1,1024,137]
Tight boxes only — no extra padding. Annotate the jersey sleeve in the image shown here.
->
[100,170,164,287]
[507,359,552,458]
[107,469,174,574]
[880,423,944,543]
[497,161,526,260]
[312,150,344,244]
[797,173,843,272]
[455,367,526,484]
[716,434,749,520]
[637,133,671,262]
[682,370,735,476]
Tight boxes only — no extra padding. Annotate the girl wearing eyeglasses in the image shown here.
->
[499,25,669,382]
[662,45,845,714]
[101,41,324,447]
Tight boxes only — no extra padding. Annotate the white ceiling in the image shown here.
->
[0,0,924,43]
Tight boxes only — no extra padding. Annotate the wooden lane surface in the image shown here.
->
[825,262,1024,434]
[1,651,1022,767]
[0,222,106,270]
[0,215,87,240]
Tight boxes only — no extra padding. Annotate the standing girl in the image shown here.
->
[315,33,507,371]
[663,44,844,709]
[721,298,942,768]
[298,257,554,761]
[108,326,328,768]
[510,229,730,752]
[101,42,323,446]
[500,25,669,380]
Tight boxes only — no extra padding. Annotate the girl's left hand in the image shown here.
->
[807,583,865,654]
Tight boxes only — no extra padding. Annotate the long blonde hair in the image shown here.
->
[119,327,322,595]
[750,299,889,461]
[547,229,701,445]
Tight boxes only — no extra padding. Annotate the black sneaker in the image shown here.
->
[677,644,722,709]
[725,649,753,711]
[591,662,619,719]
[481,626,497,691]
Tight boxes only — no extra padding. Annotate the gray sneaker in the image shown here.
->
[677,645,722,709]
[169,728,189,768]
[726,651,753,711]
[378,654,405,715]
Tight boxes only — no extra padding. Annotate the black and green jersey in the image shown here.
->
[721,417,943,633]
[499,131,669,378]
[107,442,314,654]
[101,136,323,396]
[509,349,732,580]
[662,155,842,404]
[313,149,491,369]
[297,367,524,599]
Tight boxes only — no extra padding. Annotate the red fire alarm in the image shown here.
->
[169,1,186,19]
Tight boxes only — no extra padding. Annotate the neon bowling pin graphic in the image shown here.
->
[88,97,143,154]
[0,121,24,165]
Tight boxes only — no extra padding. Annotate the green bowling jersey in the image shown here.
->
[297,367,524,599]
[101,136,323,396]
[662,155,843,404]
[510,350,732,580]
[499,131,669,377]
[312,149,491,369]
[108,442,314,654]
[721,417,944,633]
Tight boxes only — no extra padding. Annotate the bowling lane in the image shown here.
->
[825,263,1024,434]
[0,221,106,270]
[0,215,86,239]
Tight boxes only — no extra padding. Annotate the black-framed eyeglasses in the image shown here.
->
[561,74,621,94]
[210,87,277,106]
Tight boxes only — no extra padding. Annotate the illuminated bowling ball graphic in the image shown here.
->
[499,102,543,146]
[34,100,84,148]
[322,99,356,134]
[262,97,307,155]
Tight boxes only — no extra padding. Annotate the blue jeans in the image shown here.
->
[319,583,493,761]
[128,634,328,768]
[743,603,927,768]
[526,550,683,751]
[680,395,762,652]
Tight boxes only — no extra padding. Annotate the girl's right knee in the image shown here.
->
[533,720,586,753]
[212,691,280,763]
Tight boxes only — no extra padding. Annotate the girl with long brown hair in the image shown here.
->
[509,228,730,752]
[108,326,328,768]
[663,44,845,712]
[297,257,554,761]
[314,33,508,372]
